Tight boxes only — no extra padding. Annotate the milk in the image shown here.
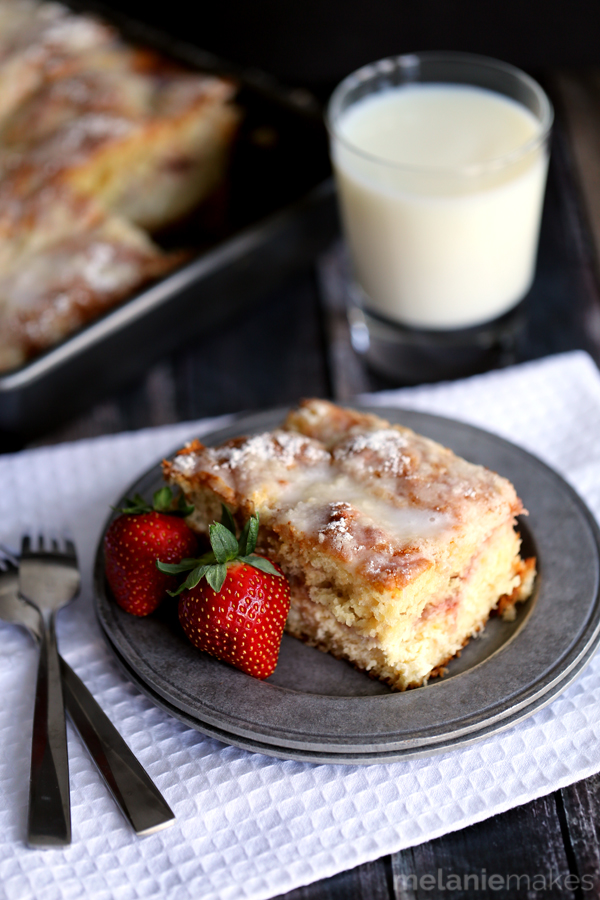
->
[331,84,549,330]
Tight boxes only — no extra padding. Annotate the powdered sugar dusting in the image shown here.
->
[336,429,413,477]
[172,449,197,475]
[30,112,134,169]
[219,431,329,470]
[364,550,416,579]
[317,502,359,553]
[171,431,330,490]
[285,473,451,570]
[172,422,455,557]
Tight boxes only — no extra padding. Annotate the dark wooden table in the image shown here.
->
[9,72,600,900]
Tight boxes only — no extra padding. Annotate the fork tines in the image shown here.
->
[21,535,77,561]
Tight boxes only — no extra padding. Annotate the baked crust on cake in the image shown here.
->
[163,400,536,690]
[0,0,240,371]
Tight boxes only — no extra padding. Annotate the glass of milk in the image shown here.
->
[327,52,553,382]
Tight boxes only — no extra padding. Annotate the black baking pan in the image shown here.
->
[0,2,338,438]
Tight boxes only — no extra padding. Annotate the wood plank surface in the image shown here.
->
[273,858,392,900]
[391,796,575,900]
[559,773,600,895]
[551,70,600,286]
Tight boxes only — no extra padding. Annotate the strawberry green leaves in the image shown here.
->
[209,522,239,563]
[117,487,194,517]
[156,505,282,594]
[220,505,237,538]
[238,515,259,556]
[238,555,281,576]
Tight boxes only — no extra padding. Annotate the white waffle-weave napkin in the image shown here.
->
[2,349,600,900]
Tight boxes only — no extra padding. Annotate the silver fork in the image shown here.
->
[19,535,80,847]
[0,548,175,841]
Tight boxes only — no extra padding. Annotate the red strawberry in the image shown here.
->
[158,507,290,678]
[179,558,289,678]
[104,487,198,616]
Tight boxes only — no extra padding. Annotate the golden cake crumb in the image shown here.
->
[164,400,536,690]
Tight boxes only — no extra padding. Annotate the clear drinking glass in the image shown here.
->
[327,52,553,382]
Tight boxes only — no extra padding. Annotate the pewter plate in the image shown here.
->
[94,407,600,763]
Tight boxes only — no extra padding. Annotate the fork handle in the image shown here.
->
[28,611,71,847]
[59,658,175,835]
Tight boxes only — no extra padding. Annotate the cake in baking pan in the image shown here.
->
[0,0,240,371]
[164,400,536,690]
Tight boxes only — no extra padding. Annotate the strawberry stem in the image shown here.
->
[152,486,173,511]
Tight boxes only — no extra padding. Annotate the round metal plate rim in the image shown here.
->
[94,405,600,761]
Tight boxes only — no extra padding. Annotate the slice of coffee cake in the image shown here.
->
[164,400,535,689]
